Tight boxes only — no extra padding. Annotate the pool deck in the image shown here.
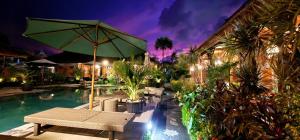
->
[0,88,49,97]
[1,91,190,140]
[0,84,81,98]
[36,84,81,88]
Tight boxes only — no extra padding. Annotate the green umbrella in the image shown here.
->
[23,18,147,110]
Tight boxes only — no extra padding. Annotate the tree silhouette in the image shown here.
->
[154,37,173,59]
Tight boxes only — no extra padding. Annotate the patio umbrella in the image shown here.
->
[23,18,147,110]
[28,59,57,84]
[28,59,57,65]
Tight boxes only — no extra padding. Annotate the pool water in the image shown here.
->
[0,88,90,132]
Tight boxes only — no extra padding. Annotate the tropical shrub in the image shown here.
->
[170,79,183,92]
[147,66,165,87]
[73,67,83,81]
[107,74,117,85]
[112,60,149,101]
[177,1,300,139]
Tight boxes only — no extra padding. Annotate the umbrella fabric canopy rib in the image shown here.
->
[23,18,146,58]
[23,18,147,110]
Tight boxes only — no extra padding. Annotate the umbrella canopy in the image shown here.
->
[23,18,147,110]
[28,59,57,65]
[23,18,146,58]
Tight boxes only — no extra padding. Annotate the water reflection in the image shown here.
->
[39,93,54,100]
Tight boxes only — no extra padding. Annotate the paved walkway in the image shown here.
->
[150,91,190,140]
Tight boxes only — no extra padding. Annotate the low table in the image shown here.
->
[24,107,134,140]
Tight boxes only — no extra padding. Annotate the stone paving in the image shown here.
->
[150,91,190,140]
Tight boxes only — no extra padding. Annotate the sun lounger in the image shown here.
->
[0,134,30,140]
[24,107,134,140]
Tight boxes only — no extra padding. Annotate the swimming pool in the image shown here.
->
[0,88,90,132]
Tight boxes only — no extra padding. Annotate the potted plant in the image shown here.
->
[112,60,148,113]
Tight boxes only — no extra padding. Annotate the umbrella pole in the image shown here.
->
[89,47,97,110]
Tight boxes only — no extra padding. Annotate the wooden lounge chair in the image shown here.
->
[24,107,134,140]
[0,134,31,140]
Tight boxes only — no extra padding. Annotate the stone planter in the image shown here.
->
[126,100,143,113]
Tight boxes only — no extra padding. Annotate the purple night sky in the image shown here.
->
[0,0,245,59]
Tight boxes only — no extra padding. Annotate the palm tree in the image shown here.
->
[155,37,173,59]
[187,46,199,65]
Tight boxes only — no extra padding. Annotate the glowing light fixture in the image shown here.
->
[147,121,152,130]
[215,59,223,66]
[190,66,195,72]
[0,78,3,83]
[267,46,279,54]
[10,77,17,82]
[102,60,109,66]
[267,45,280,58]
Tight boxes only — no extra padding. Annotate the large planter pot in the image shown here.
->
[126,100,143,113]
[22,84,33,91]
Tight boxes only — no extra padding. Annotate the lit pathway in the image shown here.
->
[150,91,190,140]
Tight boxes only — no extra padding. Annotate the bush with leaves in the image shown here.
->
[146,66,165,87]
[112,60,149,101]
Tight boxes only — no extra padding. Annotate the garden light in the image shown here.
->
[189,66,195,72]
[0,78,3,83]
[10,77,17,82]
[75,76,80,80]
[215,59,223,66]
[147,121,152,130]
[267,46,279,54]
[155,78,161,83]
[102,60,109,66]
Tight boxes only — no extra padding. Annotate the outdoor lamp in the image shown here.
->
[147,121,152,130]
[0,78,3,82]
[296,24,300,32]
[267,45,279,58]
[10,77,17,82]
[102,60,109,66]
[215,59,223,66]
[190,66,195,72]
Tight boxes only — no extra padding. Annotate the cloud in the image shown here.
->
[158,0,245,50]
[159,0,191,29]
